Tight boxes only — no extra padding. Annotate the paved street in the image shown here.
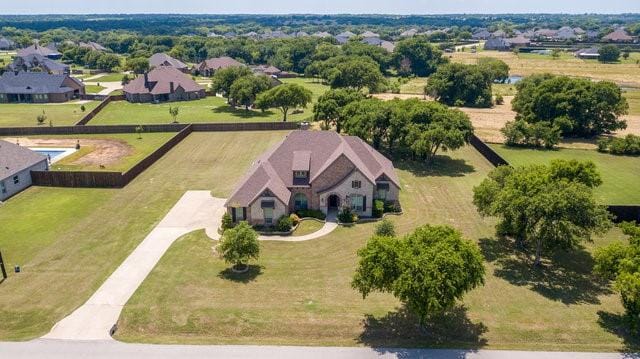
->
[0,340,635,359]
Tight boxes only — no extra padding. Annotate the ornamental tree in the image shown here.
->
[352,225,485,325]
[218,221,260,272]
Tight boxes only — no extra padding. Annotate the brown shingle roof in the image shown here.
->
[149,53,188,70]
[123,66,203,95]
[226,131,400,207]
[603,29,634,42]
[200,57,245,71]
[0,140,47,180]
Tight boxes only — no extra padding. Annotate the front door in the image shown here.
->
[328,194,340,209]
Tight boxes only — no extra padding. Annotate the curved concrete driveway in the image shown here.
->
[259,212,338,242]
[43,191,226,340]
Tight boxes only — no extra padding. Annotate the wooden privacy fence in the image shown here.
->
[0,121,298,136]
[469,135,640,223]
[75,95,125,125]
[31,125,194,188]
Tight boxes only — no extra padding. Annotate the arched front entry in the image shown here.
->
[328,194,340,210]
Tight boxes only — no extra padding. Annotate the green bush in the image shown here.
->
[502,120,561,149]
[221,212,234,232]
[338,207,358,223]
[296,209,326,220]
[373,199,385,218]
[375,218,396,237]
[597,134,640,156]
[276,215,294,232]
[384,201,402,213]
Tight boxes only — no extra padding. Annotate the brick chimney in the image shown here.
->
[144,73,149,89]
[169,81,174,93]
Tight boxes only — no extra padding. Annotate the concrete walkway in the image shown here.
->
[43,191,226,341]
[259,211,338,242]
[0,340,635,359]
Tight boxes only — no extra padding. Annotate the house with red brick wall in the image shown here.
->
[225,130,400,225]
[123,66,205,103]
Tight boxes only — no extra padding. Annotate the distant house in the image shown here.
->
[556,26,577,41]
[380,41,396,53]
[472,30,491,40]
[602,29,634,43]
[361,31,379,38]
[196,56,245,77]
[505,35,531,48]
[362,37,384,46]
[574,47,600,59]
[78,41,108,52]
[0,37,15,50]
[17,43,62,60]
[7,54,70,75]
[0,72,84,103]
[149,53,189,73]
[492,30,507,38]
[312,31,333,38]
[123,66,205,103]
[225,130,401,225]
[400,28,419,37]
[484,37,511,51]
[293,31,309,38]
[0,140,48,202]
[534,29,558,40]
[336,31,356,44]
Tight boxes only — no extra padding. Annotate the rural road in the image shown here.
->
[0,340,635,359]
[43,191,226,341]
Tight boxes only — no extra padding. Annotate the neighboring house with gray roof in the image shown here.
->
[472,30,491,40]
[17,43,62,60]
[484,37,512,51]
[312,31,332,38]
[79,41,108,52]
[0,37,15,50]
[0,140,48,201]
[149,53,189,73]
[7,54,70,75]
[123,66,205,103]
[574,47,600,59]
[0,72,84,103]
[225,130,401,225]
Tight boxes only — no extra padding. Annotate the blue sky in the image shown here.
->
[0,0,638,15]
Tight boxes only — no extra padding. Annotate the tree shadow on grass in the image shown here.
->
[597,311,640,354]
[479,237,611,305]
[358,305,487,353]
[211,105,277,119]
[217,265,263,283]
[394,155,475,178]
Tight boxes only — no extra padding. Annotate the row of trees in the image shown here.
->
[60,45,121,71]
[314,94,474,162]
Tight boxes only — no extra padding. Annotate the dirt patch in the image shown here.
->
[3,137,133,167]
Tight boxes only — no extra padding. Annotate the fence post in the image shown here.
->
[0,251,7,280]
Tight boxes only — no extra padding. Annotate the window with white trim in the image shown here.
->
[294,171,308,179]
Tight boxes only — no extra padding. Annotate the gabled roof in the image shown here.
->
[337,31,356,38]
[0,72,80,94]
[361,31,379,38]
[149,53,188,70]
[312,31,333,38]
[0,140,47,180]
[226,131,400,208]
[0,37,15,49]
[200,56,245,71]
[79,41,108,52]
[8,54,69,74]
[123,66,203,95]
[401,28,418,37]
[17,44,61,58]
[602,29,634,42]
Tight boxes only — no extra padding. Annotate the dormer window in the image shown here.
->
[294,171,308,179]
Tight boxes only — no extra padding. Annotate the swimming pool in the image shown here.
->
[29,147,77,163]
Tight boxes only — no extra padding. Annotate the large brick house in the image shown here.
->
[195,56,245,77]
[123,66,205,103]
[0,72,84,103]
[225,130,400,225]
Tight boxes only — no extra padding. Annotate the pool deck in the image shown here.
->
[28,147,77,164]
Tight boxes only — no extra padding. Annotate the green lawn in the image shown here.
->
[399,77,428,94]
[91,73,126,82]
[490,144,640,205]
[292,219,324,237]
[89,78,329,125]
[0,131,289,341]
[0,101,100,127]
[114,145,631,351]
[85,85,106,94]
[27,133,175,172]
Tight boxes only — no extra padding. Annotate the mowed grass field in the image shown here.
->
[490,144,640,205]
[115,144,631,351]
[452,50,640,87]
[0,131,288,340]
[90,73,126,82]
[625,88,640,116]
[0,101,100,127]
[89,78,329,125]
